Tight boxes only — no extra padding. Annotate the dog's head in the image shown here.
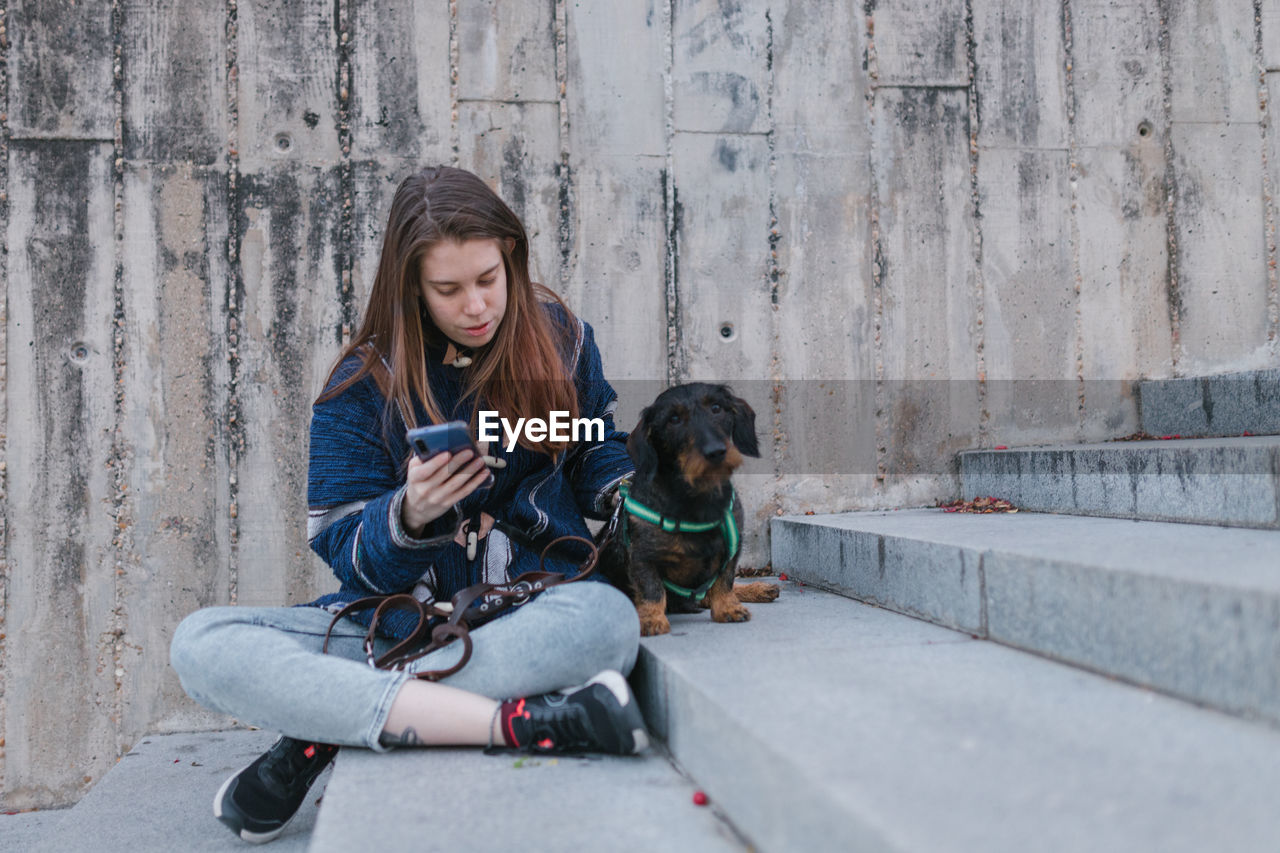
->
[627,383,759,492]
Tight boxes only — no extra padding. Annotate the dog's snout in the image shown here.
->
[702,444,727,464]
[694,417,728,463]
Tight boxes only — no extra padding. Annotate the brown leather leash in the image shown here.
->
[322,534,599,682]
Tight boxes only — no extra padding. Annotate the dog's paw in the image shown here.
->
[640,613,671,636]
[710,603,751,623]
[733,581,780,603]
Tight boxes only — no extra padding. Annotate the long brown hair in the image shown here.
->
[318,166,580,454]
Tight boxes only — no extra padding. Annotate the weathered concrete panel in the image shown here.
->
[671,0,770,134]
[1264,0,1280,72]
[772,0,877,511]
[0,119,7,816]
[1070,0,1170,391]
[458,101,562,290]
[1266,71,1280,349]
[5,141,118,806]
[1266,0,1280,72]
[672,132,772,382]
[1165,0,1268,369]
[979,148,1078,441]
[974,0,1077,444]
[119,164,233,737]
[457,0,557,103]
[236,0,340,169]
[8,0,115,139]
[1166,0,1258,124]
[874,88,978,380]
[349,0,452,161]
[120,0,226,163]
[348,161,402,322]
[874,88,982,483]
[974,0,1069,148]
[235,168,345,606]
[1069,0,1162,147]
[1074,144,1168,392]
[1170,123,1269,370]
[565,0,666,381]
[868,0,969,87]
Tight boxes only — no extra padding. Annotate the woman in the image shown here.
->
[170,166,644,844]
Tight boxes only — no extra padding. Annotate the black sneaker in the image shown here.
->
[501,670,651,755]
[213,736,338,843]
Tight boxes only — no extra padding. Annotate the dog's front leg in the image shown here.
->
[705,574,751,623]
[632,566,671,636]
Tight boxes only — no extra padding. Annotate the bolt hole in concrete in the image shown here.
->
[275,132,293,152]
[1138,120,1153,138]
[69,342,89,364]
[719,322,736,342]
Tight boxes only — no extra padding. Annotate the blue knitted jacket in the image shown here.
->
[303,308,634,639]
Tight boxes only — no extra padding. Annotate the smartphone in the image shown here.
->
[407,422,494,488]
[408,421,481,461]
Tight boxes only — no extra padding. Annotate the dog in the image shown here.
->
[598,383,779,636]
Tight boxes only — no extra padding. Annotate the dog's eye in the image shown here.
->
[709,403,722,414]
[668,412,682,425]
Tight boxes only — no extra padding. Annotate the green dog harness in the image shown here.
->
[615,482,741,602]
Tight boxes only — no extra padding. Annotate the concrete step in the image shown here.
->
[770,510,1280,725]
[958,435,1280,528]
[633,583,1280,852]
[0,806,67,851]
[27,729,324,852]
[1138,368,1280,437]
[309,745,745,852]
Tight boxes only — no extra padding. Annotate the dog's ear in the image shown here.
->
[627,407,659,479]
[728,394,759,458]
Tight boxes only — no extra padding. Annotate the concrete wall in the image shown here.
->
[2,0,1277,808]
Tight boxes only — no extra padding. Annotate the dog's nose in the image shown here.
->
[703,446,726,464]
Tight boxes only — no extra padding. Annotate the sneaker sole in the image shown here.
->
[213,772,291,844]
[584,670,651,754]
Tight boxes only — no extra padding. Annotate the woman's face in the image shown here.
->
[418,238,508,348]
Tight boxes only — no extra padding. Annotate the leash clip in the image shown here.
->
[603,502,623,542]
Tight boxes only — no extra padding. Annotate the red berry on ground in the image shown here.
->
[778,573,789,581]
[994,445,1008,450]
[693,790,708,806]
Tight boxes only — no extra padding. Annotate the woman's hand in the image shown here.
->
[401,449,491,537]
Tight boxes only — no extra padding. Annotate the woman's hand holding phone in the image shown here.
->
[401,449,491,537]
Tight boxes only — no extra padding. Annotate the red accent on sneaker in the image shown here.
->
[537,738,553,750]
[304,745,316,759]
[499,698,527,747]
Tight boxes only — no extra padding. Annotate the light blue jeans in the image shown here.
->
[169,582,640,750]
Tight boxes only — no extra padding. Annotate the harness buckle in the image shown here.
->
[509,580,534,605]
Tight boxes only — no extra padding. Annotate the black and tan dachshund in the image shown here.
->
[598,383,779,636]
